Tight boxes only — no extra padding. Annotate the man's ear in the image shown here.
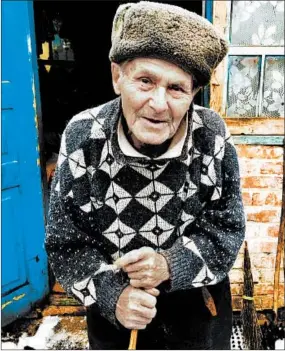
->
[111,62,122,95]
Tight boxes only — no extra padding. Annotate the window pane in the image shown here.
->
[231,1,284,46]
[262,56,285,117]
[227,56,261,117]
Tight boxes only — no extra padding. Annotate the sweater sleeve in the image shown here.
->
[45,127,129,327]
[161,133,246,292]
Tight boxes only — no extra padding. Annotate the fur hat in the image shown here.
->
[109,1,228,86]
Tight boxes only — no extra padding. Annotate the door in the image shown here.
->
[1,1,49,326]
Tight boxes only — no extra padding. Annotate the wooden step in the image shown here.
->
[42,305,85,317]
[49,294,81,306]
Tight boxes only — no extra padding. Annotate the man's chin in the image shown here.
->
[135,132,170,146]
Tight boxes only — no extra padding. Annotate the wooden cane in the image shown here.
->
[128,329,138,350]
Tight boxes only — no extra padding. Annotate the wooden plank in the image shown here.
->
[49,294,81,306]
[233,136,284,145]
[42,305,85,317]
[225,118,284,135]
[210,0,228,117]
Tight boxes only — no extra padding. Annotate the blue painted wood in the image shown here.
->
[203,0,213,108]
[2,189,27,294]
[233,135,284,145]
[205,0,213,23]
[1,0,49,326]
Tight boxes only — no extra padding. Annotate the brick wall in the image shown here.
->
[229,145,284,311]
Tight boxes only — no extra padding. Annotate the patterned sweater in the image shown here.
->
[45,97,245,327]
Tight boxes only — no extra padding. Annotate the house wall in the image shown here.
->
[210,0,284,311]
[230,145,284,310]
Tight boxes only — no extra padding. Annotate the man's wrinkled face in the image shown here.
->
[111,58,198,148]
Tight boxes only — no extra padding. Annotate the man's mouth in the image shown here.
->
[143,117,167,124]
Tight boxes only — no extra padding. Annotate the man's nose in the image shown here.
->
[149,87,168,113]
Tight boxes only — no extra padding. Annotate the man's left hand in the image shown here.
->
[115,247,170,289]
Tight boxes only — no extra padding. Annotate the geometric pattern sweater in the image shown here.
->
[45,97,245,326]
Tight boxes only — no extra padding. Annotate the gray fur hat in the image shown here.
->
[109,1,228,86]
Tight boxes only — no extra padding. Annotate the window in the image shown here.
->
[226,0,284,118]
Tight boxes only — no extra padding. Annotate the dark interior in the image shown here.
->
[33,1,203,162]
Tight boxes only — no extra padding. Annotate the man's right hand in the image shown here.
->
[115,285,159,330]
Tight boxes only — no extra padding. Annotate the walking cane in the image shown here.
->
[128,330,138,350]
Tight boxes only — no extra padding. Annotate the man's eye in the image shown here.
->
[170,85,183,92]
[141,78,151,84]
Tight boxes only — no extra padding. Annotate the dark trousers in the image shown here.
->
[86,277,232,350]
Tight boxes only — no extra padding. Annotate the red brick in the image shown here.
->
[259,296,273,309]
[260,241,277,253]
[236,145,283,160]
[268,225,280,237]
[254,284,274,295]
[252,254,275,269]
[247,239,277,253]
[246,209,280,223]
[252,191,282,206]
[242,192,252,205]
[260,162,283,175]
[265,192,282,206]
[252,193,264,206]
[241,176,283,189]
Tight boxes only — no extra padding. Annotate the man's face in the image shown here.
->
[112,58,198,148]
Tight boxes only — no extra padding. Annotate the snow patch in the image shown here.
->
[2,316,59,350]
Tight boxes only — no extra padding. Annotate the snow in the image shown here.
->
[1,316,89,350]
[2,316,59,350]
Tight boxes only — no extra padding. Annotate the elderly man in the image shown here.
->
[45,2,245,349]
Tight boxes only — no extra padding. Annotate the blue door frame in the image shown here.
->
[1,1,49,326]
[203,0,214,108]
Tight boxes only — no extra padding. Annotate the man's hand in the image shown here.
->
[115,247,170,289]
[115,285,159,330]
